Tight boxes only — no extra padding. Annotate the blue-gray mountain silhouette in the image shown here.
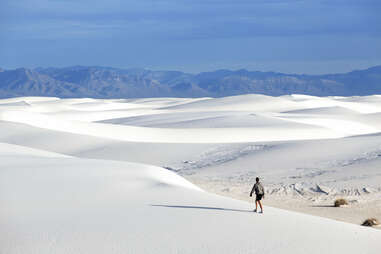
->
[0,65,380,98]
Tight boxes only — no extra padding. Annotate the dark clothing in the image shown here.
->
[251,182,264,196]
[256,194,263,201]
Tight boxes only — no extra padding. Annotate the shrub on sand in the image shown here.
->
[334,198,348,207]
[362,218,380,227]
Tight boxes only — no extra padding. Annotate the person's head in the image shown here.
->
[256,177,259,182]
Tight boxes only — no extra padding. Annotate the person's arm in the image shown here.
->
[250,184,255,197]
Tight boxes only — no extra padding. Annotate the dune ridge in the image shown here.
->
[1,94,381,253]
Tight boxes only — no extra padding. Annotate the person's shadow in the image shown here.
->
[310,205,335,208]
[150,204,252,213]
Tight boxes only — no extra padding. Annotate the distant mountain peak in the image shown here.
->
[1,65,381,98]
[365,65,381,72]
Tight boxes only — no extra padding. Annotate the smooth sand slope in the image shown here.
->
[1,94,381,253]
[1,144,381,254]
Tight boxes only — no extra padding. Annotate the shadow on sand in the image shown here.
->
[310,205,335,208]
[151,204,252,213]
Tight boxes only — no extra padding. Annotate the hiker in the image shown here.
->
[250,177,265,213]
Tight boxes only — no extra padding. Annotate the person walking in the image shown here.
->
[250,177,265,213]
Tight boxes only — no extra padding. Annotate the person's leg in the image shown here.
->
[258,200,263,212]
[254,200,258,212]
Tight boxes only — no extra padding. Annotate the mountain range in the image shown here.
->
[0,65,380,98]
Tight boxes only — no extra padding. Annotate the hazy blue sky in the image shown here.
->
[1,0,380,73]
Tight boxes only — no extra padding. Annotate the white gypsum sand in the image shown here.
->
[1,94,381,253]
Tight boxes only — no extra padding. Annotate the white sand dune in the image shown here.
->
[287,94,381,113]
[282,106,359,115]
[99,111,322,129]
[1,94,381,253]
[160,94,302,112]
[0,142,70,158]
[0,110,347,143]
[1,145,380,254]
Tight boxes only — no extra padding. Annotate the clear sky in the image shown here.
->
[0,0,380,74]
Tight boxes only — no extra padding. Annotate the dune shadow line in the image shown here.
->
[151,204,252,213]
[310,205,335,208]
